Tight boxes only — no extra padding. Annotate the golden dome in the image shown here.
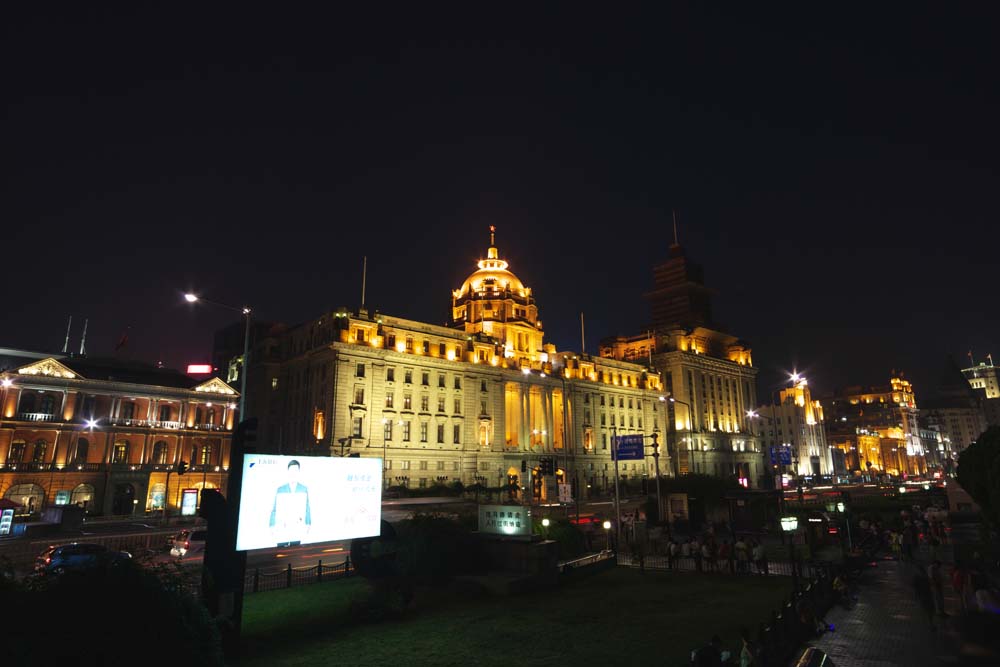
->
[455,226,530,299]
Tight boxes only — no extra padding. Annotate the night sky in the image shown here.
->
[4,6,998,400]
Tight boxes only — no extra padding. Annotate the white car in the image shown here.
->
[169,529,207,558]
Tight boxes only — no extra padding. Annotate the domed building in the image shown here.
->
[451,226,545,365]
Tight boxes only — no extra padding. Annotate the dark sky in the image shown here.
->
[3,5,998,400]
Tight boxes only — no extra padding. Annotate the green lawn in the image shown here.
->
[242,569,791,666]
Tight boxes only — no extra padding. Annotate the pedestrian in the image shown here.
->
[668,539,678,569]
[693,635,725,667]
[693,540,704,572]
[739,626,757,667]
[680,539,691,559]
[752,541,767,575]
[702,542,714,572]
[927,560,947,616]
[951,562,970,612]
[912,567,936,629]
[719,540,732,574]
[735,537,749,574]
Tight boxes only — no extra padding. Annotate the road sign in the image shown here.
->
[779,447,792,465]
[615,434,645,460]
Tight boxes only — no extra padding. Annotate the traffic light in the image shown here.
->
[177,460,188,475]
[521,459,527,473]
[539,458,554,475]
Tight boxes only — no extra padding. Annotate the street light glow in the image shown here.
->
[1,378,12,388]
[602,520,612,530]
[541,518,550,527]
[184,293,199,303]
[85,418,98,429]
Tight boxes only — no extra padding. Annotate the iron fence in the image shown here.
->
[616,553,815,579]
[245,558,352,594]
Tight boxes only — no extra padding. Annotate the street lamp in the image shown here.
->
[781,515,800,590]
[602,519,612,551]
[668,396,690,478]
[184,292,252,420]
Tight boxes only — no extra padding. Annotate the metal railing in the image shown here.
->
[245,559,352,594]
[616,553,815,579]
[16,412,57,422]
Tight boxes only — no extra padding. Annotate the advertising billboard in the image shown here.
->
[235,454,382,551]
[181,489,199,516]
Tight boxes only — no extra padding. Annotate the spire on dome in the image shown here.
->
[487,225,499,260]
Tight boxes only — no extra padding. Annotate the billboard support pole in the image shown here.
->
[221,418,256,663]
[612,426,621,550]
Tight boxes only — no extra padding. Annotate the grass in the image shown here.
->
[242,569,792,666]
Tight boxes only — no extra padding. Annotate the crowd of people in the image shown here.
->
[658,534,771,575]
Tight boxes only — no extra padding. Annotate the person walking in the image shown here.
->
[739,627,757,667]
[693,539,704,572]
[928,560,947,617]
[951,562,970,612]
[719,540,732,574]
[735,537,749,574]
[752,541,767,575]
[912,566,937,629]
[667,539,678,569]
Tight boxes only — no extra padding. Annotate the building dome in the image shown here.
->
[455,226,529,299]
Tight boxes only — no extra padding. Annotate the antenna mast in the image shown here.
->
[79,319,88,355]
[62,316,73,353]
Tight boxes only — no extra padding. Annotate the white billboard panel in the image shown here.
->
[236,454,382,551]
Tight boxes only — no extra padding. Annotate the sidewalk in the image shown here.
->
[803,558,962,666]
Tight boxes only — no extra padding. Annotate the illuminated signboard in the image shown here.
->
[180,489,199,516]
[187,364,213,375]
[478,504,532,536]
[236,454,382,551]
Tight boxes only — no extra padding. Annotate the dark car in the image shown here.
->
[35,543,132,575]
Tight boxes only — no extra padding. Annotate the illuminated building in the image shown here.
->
[821,374,927,477]
[599,234,763,487]
[961,358,1000,427]
[922,358,989,454]
[757,376,831,477]
[0,354,237,516]
[246,229,668,500]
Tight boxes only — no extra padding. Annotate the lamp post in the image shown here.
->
[602,519,612,551]
[184,293,252,420]
[667,396,690,478]
[780,515,800,591]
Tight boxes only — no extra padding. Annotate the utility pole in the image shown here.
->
[611,425,621,550]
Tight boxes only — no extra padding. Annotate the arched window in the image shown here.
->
[5,483,45,512]
[199,444,212,466]
[7,440,26,465]
[152,441,167,464]
[18,393,36,414]
[112,441,130,464]
[39,394,55,415]
[31,440,47,463]
[70,483,95,508]
[75,438,89,463]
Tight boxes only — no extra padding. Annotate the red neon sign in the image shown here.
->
[186,364,213,374]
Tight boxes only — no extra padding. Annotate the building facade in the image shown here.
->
[757,377,832,478]
[0,356,237,516]
[821,375,928,477]
[962,359,1000,428]
[598,237,764,487]
[247,231,670,501]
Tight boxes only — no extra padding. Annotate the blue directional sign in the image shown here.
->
[769,446,793,465]
[614,434,645,461]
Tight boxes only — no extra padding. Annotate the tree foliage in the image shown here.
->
[957,425,1000,526]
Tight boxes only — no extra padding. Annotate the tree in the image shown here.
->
[957,425,1000,527]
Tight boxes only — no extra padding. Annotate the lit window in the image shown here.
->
[384,421,393,441]
[420,423,428,442]
[402,422,411,441]
[352,417,363,438]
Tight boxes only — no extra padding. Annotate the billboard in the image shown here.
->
[181,489,199,516]
[236,454,382,551]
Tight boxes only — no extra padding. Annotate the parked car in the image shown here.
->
[35,543,132,575]
[170,529,208,558]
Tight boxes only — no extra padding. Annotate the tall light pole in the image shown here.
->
[667,396,691,478]
[184,293,252,419]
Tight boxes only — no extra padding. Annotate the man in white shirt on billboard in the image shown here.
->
[269,459,312,547]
